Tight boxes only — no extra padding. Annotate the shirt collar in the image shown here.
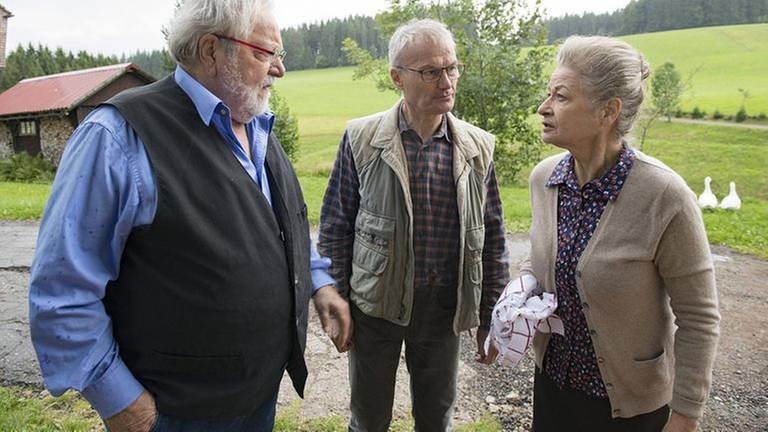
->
[173,66,275,131]
[397,104,451,143]
[546,144,636,201]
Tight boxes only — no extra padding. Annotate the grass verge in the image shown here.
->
[1,387,500,431]
[0,182,51,220]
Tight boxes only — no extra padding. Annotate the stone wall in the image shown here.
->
[40,117,73,166]
[0,123,11,159]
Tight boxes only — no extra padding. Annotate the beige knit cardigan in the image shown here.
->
[522,151,720,419]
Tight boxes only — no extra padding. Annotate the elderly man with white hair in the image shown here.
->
[28,1,350,431]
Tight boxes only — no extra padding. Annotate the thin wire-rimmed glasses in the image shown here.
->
[213,33,286,65]
[396,64,463,83]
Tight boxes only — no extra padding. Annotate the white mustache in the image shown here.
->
[262,77,277,88]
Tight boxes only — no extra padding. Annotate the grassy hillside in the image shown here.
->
[620,23,768,115]
[274,54,767,257]
[275,67,399,176]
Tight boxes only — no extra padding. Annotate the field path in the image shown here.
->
[671,117,768,130]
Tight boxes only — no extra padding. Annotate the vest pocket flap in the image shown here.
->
[352,243,388,275]
[465,226,486,251]
[355,208,395,239]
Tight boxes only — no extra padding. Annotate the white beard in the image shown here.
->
[220,55,272,123]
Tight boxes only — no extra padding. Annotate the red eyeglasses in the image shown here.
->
[213,33,286,64]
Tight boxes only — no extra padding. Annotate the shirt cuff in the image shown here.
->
[311,269,336,295]
[80,357,145,419]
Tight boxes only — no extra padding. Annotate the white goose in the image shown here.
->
[719,181,742,211]
[697,176,718,210]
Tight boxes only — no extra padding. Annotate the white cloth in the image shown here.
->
[485,274,564,367]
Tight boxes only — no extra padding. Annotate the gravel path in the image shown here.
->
[1,222,766,430]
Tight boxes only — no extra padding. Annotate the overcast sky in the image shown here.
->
[2,0,631,57]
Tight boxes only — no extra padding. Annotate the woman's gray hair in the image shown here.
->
[168,0,276,68]
[556,35,651,138]
[388,19,456,67]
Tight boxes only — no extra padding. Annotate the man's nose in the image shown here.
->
[269,57,285,78]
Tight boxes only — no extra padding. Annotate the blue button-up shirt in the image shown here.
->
[28,66,334,419]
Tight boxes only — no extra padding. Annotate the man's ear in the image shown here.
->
[390,68,403,91]
[198,34,220,75]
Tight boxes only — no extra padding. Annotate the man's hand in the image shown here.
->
[312,285,353,352]
[104,390,156,432]
[662,411,699,432]
[475,327,498,364]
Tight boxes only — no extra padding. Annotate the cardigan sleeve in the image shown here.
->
[655,186,720,419]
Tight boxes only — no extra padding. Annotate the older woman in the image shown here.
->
[523,36,720,431]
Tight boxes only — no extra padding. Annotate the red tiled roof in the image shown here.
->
[0,63,150,118]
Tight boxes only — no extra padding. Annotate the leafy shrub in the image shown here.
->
[0,153,56,183]
[270,89,300,163]
[712,109,724,120]
[691,106,706,119]
[757,113,767,120]
[674,109,685,118]
[735,108,748,123]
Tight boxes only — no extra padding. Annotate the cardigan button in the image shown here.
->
[576,270,582,278]
[581,302,590,310]
[597,357,605,363]
[605,382,614,389]
[613,409,621,415]
[589,329,597,337]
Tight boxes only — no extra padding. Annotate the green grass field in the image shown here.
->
[621,23,768,115]
[274,60,768,258]
[275,67,399,176]
[0,182,51,219]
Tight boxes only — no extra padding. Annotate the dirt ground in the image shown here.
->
[276,236,768,431]
[1,223,766,430]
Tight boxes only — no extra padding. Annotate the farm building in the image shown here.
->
[0,63,154,165]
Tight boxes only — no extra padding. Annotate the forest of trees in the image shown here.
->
[281,15,387,70]
[0,44,173,91]
[0,15,387,91]
[546,0,768,42]
[2,0,767,91]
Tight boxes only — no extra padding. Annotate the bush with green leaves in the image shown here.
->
[650,62,683,122]
[712,109,724,120]
[0,153,56,183]
[735,107,748,123]
[270,88,300,163]
[343,0,552,184]
[691,106,706,119]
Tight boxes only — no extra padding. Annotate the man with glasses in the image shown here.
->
[317,19,509,431]
[29,0,350,431]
